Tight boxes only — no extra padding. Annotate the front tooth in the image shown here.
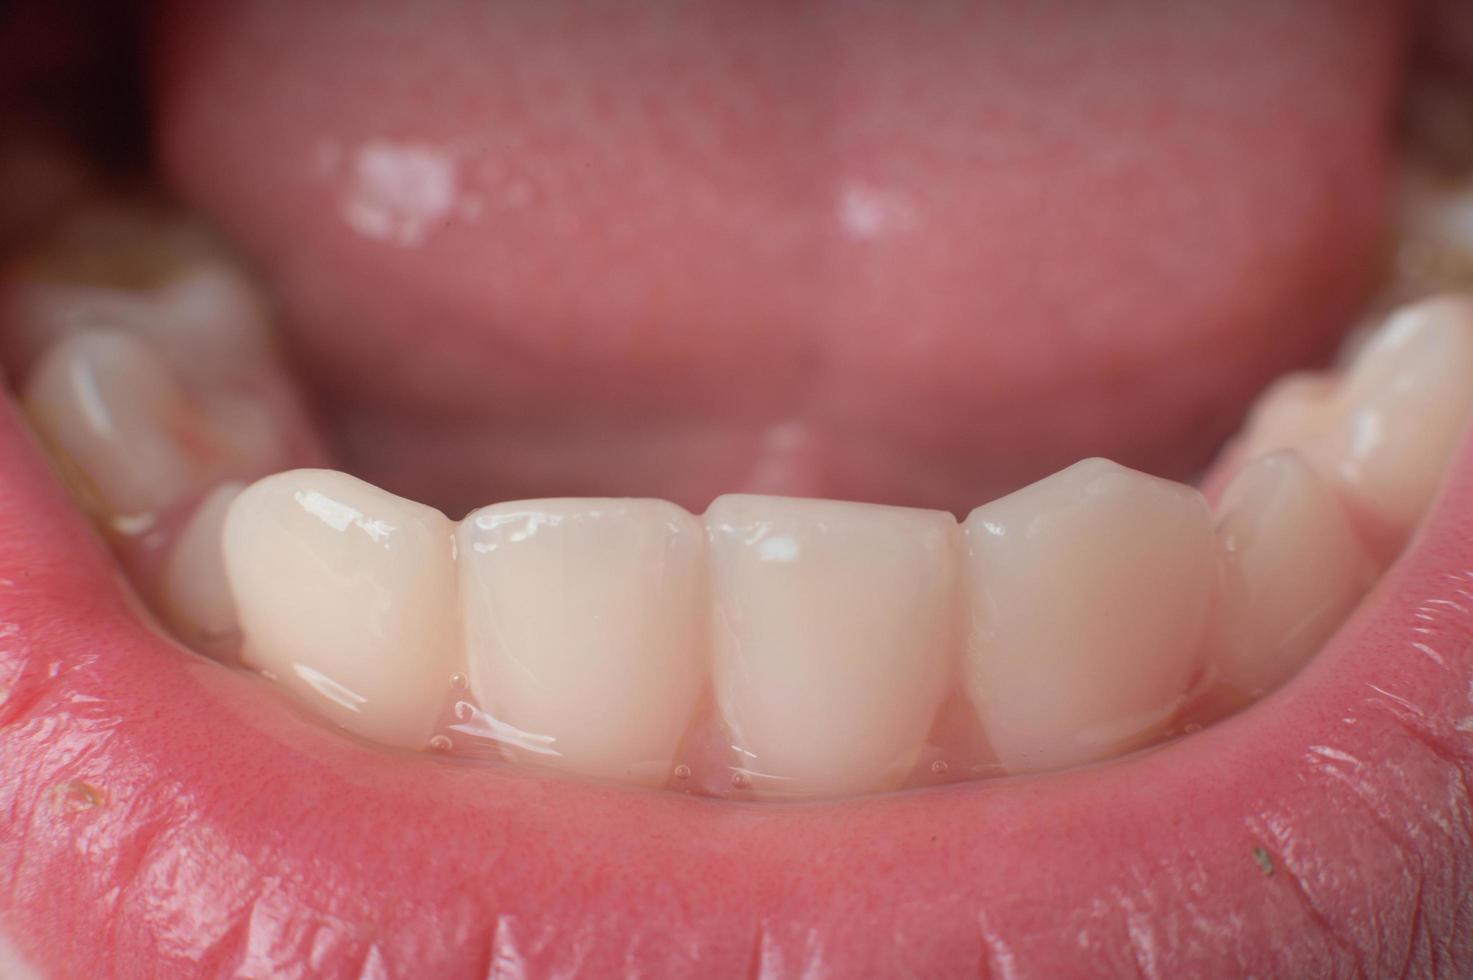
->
[22,330,199,520]
[1207,451,1377,704]
[1238,296,1473,551]
[705,495,956,799]
[457,499,706,786]
[222,469,461,749]
[963,458,1216,774]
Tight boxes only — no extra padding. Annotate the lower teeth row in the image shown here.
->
[3,160,1472,802]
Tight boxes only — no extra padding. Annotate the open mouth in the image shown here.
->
[3,0,1473,976]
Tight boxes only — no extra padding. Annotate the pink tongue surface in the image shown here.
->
[154,0,1403,514]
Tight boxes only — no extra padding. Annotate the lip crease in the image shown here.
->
[0,373,1470,976]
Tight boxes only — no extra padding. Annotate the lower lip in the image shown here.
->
[0,380,1468,975]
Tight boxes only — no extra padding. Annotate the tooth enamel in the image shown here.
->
[8,280,159,366]
[150,263,275,375]
[1207,451,1376,703]
[705,495,956,799]
[22,330,201,520]
[456,499,706,786]
[1238,296,1473,551]
[962,458,1215,774]
[10,260,275,382]
[222,469,461,749]
[160,481,246,653]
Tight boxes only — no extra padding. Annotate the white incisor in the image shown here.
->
[457,499,706,786]
[706,495,956,799]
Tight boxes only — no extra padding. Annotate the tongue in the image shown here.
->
[152,0,1404,515]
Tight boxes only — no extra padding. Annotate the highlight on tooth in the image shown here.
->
[6,195,1473,800]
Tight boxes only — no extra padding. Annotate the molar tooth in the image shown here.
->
[222,470,461,749]
[705,495,956,799]
[1238,296,1473,552]
[456,499,706,787]
[22,330,200,520]
[1207,451,1377,705]
[962,458,1215,774]
[160,481,246,656]
[9,261,276,384]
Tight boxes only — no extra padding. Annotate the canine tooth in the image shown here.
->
[1208,451,1376,702]
[223,470,461,749]
[22,330,200,520]
[160,481,246,654]
[705,495,956,799]
[1238,296,1473,552]
[963,458,1215,774]
[457,499,706,786]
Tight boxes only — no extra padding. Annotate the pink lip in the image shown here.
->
[1,375,1470,975]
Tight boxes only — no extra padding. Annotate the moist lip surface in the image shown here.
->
[3,0,1473,976]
